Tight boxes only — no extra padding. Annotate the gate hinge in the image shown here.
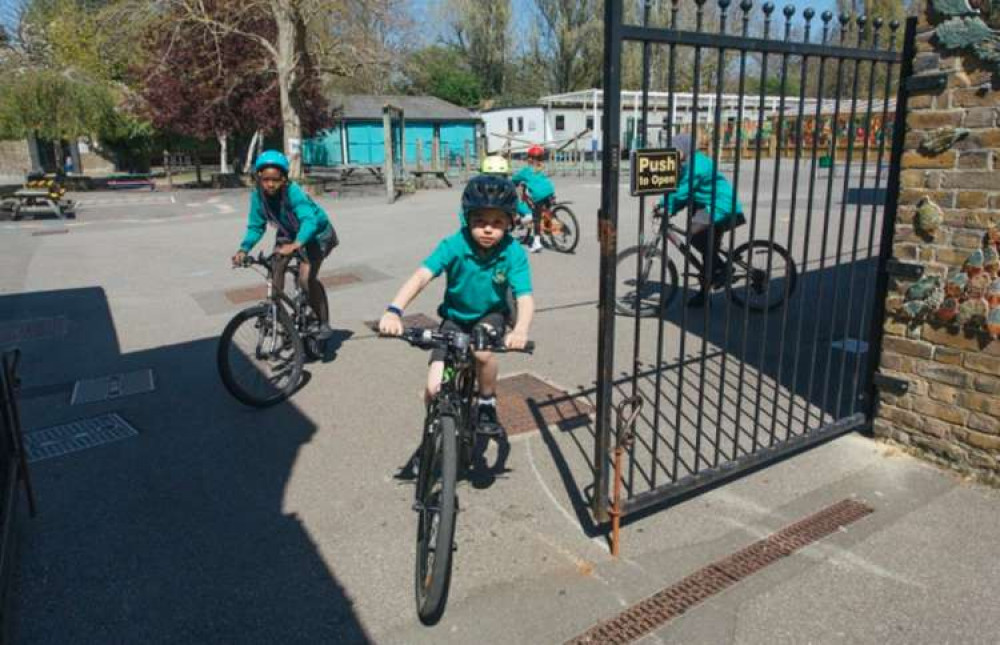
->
[904,72,948,94]
[873,373,909,396]
[886,259,924,280]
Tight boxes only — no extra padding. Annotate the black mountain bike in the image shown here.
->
[390,326,533,624]
[217,252,329,407]
[615,207,798,316]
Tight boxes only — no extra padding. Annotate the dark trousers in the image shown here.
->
[690,222,730,287]
[273,238,331,324]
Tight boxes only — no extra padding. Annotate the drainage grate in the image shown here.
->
[0,317,69,345]
[31,228,69,237]
[25,412,139,462]
[364,313,439,332]
[496,374,594,436]
[567,499,874,645]
[71,369,155,405]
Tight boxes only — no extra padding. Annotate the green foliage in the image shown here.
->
[0,69,116,140]
[404,45,482,106]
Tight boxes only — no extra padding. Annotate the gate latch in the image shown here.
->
[886,259,924,280]
[873,373,909,396]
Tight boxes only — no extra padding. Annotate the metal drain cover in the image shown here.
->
[496,373,595,436]
[25,412,139,462]
[71,369,155,405]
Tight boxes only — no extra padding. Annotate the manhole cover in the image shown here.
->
[364,313,439,332]
[71,369,155,405]
[225,271,365,304]
[567,499,874,644]
[496,373,594,436]
[25,412,139,462]
[0,317,69,345]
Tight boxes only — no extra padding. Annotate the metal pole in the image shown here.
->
[594,0,624,524]
[383,106,395,204]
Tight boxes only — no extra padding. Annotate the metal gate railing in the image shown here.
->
[594,0,917,521]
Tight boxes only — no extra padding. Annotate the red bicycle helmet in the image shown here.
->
[527,145,546,160]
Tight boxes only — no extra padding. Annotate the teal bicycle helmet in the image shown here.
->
[254,150,290,175]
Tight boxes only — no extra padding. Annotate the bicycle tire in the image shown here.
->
[727,240,798,312]
[415,412,458,625]
[217,304,304,407]
[614,245,680,317]
[543,205,580,253]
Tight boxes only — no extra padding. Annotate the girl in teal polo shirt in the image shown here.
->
[379,175,535,435]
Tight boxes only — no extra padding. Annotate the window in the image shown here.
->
[586,116,595,131]
[528,120,537,132]
[555,115,565,131]
[507,117,514,132]
[517,117,524,132]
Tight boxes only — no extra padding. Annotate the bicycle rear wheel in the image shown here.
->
[727,241,798,312]
[543,205,580,253]
[415,412,458,625]
[614,245,680,317]
[217,304,304,407]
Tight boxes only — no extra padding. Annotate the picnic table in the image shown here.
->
[1,188,75,221]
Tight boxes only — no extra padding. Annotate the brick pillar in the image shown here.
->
[875,2,1000,484]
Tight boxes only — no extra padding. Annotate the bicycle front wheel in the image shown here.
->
[727,241,798,312]
[415,412,458,625]
[217,304,304,407]
[543,205,580,253]
[614,245,680,317]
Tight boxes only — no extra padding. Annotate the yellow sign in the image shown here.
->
[630,148,680,196]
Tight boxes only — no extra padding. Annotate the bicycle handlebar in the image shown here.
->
[386,327,534,354]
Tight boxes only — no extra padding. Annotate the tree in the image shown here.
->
[170,0,389,178]
[442,0,511,99]
[402,45,482,106]
[140,8,286,174]
[0,68,115,141]
[532,0,602,93]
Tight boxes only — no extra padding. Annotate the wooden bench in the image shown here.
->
[106,174,155,191]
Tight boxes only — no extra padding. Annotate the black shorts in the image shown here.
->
[430,311,508,363]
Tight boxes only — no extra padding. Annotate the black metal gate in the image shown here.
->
[594,0,917,521]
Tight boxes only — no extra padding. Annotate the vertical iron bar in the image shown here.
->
[715,0,754,462]
[820,15,866,422]
[666,0,684,483]
[785,10,834,436]
[751,4,795,449]
[734,1,776,455]
[594,0,625,523]
[864,17,917,420]
[766,7,813,444]
[703,0,731,467]
[834,16,880,418]
[852,19,899,406]
[677,0,707,473]
[803,14,851,432]
[629,0,655,495]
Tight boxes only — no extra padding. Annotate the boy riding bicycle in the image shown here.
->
[511,145,555,254]
[380,174,535,435]
[232,150,338,339]
[658,133,745,308]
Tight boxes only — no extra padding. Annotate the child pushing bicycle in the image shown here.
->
[379,174,535,435]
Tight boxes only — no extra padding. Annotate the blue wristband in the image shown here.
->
[386,305,404,317]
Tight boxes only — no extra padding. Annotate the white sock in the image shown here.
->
[478,395,496,407]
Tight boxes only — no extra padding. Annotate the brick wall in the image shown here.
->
[874,4,1000,484]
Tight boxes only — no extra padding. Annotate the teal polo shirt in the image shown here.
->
[423,230,533,324]
[511,166,555,202]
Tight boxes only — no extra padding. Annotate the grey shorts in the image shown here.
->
[430,311,508,363]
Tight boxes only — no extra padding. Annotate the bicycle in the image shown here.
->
[217,252,329,407]
[615,207,798,316]
[388,326,533,624]
[512,187,580,254]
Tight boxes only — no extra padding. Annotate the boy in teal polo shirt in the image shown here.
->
[511,145,555,253]
[380,175,535,434]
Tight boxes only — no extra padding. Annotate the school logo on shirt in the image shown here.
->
[492,268,508,285]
